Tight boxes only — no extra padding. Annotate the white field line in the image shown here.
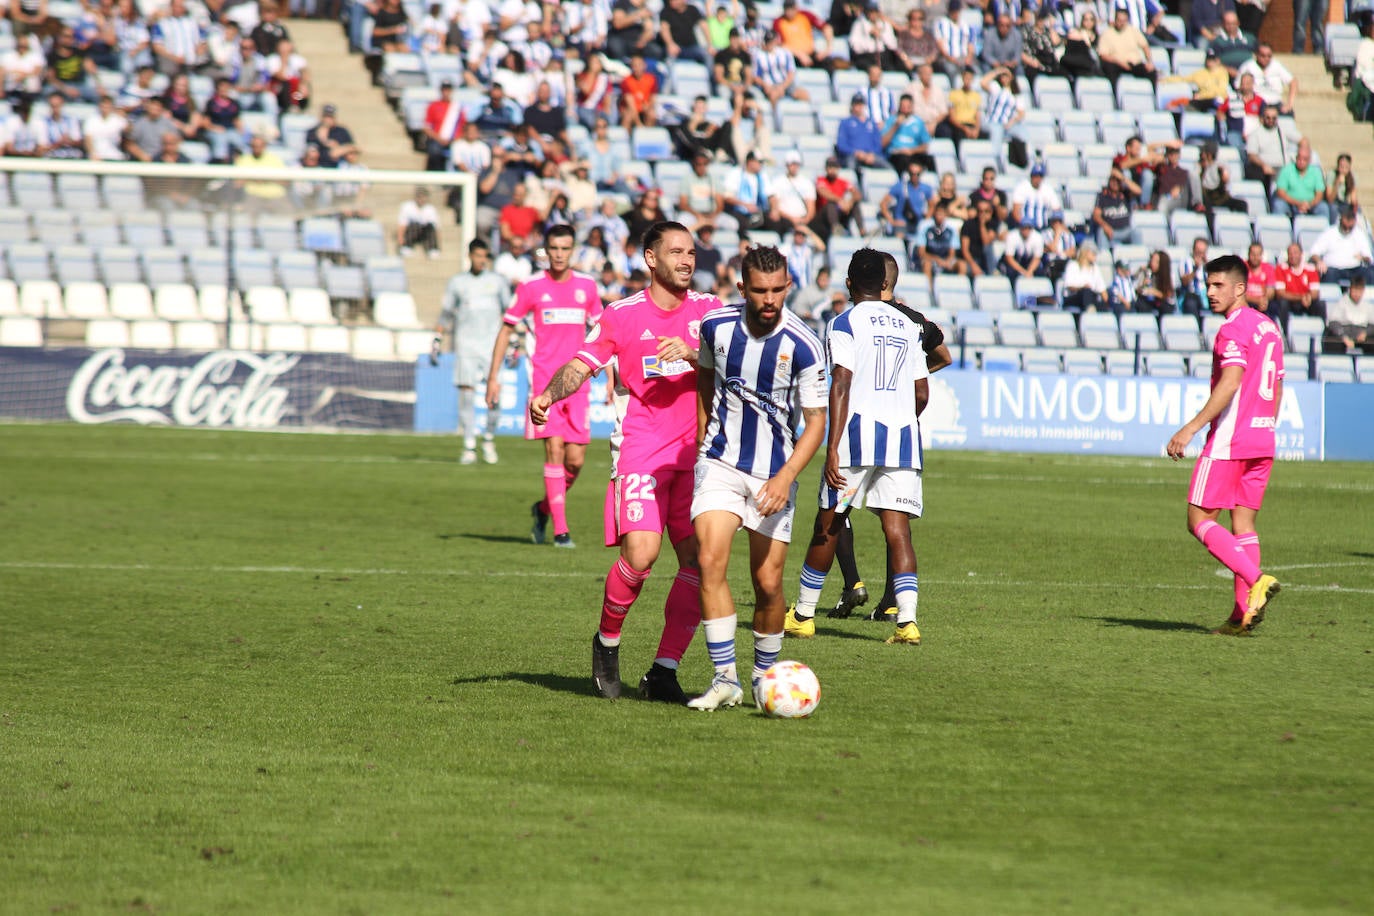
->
[3,561,1372,594]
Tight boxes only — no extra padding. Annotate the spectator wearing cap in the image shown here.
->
[1208,11,1255,77]
[1107,259,1136,317]
[774,0,835,71]
[676,150,726,230]
[753,29,810,112]
[307,103,357,167]
[1310,206,1374,288]
[933,1,977,84]
[1002,218,1045,281]
[1272,138,1329,221]
[772,150,822,241]
[881,93,934,174]
[1042,210,1076,284]
[1236,43,1297,114]
[814,155,865,240]
[1010,162,1062,231]
[660,0,710,65]
[835,93,886,170]
[1092,168,1136,248]
[881,158,935,240]
[1097,5,1156,86]
[1163,47,1231,112]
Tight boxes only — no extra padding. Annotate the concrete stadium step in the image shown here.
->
[288,17,460,328]
[1279,53,1374,196]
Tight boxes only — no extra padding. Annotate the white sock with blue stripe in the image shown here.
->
[794,563,828,619]
[702,614,738,684]
[893,573,918,625]
[752,630,782,682]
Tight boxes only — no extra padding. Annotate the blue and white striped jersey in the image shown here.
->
[862,84,895,128]
[699,304,827,480]
[752,45,796,87]
[826,300,928,470]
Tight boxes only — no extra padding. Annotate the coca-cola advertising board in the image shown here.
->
[0,346,415,430]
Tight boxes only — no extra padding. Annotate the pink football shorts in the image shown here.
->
[603,466,695,547]
[526,394,590,444]
[1189,456,1273,511]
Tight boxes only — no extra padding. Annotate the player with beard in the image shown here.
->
[687,246,827,710]
[530,222,725,702]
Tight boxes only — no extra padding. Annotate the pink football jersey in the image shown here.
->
[575,288,723,472]
[503,270,603,392]
[1204,306,1286,460]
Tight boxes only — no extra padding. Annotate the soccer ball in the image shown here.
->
[757,660,821,718]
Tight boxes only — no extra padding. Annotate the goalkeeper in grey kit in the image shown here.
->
[433,238,512,465]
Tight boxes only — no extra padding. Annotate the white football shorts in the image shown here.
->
[818,465,924,517]
[691,458,797,543]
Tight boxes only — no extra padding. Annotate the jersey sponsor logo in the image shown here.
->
[1222,340,1242,359]
[542,307,587,324]
[725,375,785,417]
[1250,416,1276,428]
[642,354,692,378]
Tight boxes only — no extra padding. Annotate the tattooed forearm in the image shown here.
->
[543,361,590,403]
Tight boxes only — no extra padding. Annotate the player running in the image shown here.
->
[786,248,930,646]
[487,224,602,548]
[687,245,828,711]
[1167,253,1283,634]
[529,221,724,703]
[786,250,949,637]
[434,238,511,465]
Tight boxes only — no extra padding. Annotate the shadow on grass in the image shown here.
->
[452,671,597,697]
[437,533,533,544]
[814,624,889,641]
[1349,551,1374,559]
[1085,616,1214,634]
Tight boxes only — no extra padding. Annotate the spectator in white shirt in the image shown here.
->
[1235,43,1297,114]
[397,186,442,258]
[83,94,128,160]
[2,33,46,106]
[1325,276,1373,352]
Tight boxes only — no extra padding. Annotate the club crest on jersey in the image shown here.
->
[688,320,701,340]
[574,288,587,303]
[643,354,691,378]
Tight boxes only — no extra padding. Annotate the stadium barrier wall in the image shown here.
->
[414,360,1343,461]
[0,346,414,430]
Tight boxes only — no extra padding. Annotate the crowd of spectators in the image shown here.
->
[362,0,1374,321]
[0,0,371,217]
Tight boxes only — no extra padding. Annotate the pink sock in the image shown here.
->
[544,464,568,536]
[599,557,650,643]
[539,467,580,516]
[1195,520,1260,586]
[655,568,701,664]
[1230,533,1260,621]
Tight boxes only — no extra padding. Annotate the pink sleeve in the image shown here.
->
[502,281,532,326]
[1216,322,1248,369]
[575,310,617,371]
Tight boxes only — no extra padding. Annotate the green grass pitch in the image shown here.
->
[2,423,1372,914]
